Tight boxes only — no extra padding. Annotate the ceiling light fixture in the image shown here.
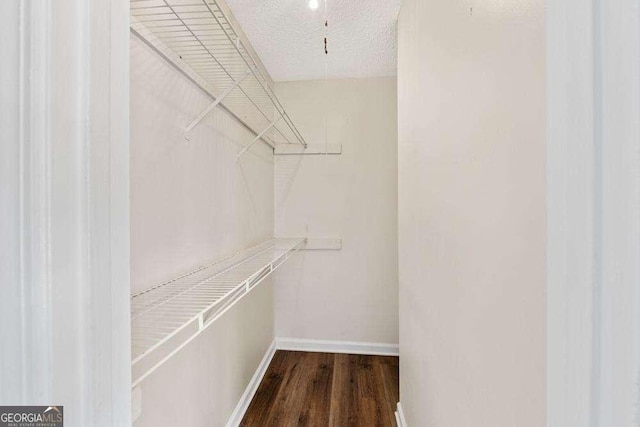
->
[308,0,319,10]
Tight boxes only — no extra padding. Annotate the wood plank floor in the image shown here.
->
[241,351,399,427]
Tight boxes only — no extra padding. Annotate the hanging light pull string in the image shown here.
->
[324,22,328,54]
[323,0,328,155]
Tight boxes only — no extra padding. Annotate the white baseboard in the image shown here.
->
[395,402,408,427]
[225,339,276,427]
[275,337,399,356]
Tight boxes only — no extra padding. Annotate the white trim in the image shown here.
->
[225,339,277,427]
[275,337,399,356]
[547,0,640,425]
[1,0,131,422]
[395,402,408,427]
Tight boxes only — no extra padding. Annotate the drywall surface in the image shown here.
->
[273,78,398,345]
[397,0,546,425]
[131,33,274,426]
[130,37,274,291]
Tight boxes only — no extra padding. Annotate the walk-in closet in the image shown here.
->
[129,0,398,424]
[3,0,640,426]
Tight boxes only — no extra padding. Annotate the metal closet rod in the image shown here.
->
[130,26,277,149]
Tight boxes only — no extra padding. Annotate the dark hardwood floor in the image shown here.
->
[241,350,399,427]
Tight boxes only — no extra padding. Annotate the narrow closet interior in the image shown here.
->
[11,0,632,424]
[129,0,399,425]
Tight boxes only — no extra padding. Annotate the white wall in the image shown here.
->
[132,282,273,426]
[397,0,545,425]
[130,38,274,291]
[130,33,275,426]
[273,78,398,345]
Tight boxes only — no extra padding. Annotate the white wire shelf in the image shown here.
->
[130,0,307,151]
[131,238,305,387]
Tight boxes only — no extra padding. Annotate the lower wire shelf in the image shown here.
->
[131,238,305,387]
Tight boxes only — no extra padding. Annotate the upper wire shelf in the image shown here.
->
[131,238,305,387]
[130,0,307,151]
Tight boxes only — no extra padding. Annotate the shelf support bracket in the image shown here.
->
[236,117,281,159]
[184,70,250,138]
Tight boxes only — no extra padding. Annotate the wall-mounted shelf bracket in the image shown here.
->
[303,238,342,250]
[237,117,282,159]
[131,0,308,149]
[184,71,251,139]
[274,143,342,156]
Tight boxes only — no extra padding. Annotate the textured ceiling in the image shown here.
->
[224,0,402,82]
